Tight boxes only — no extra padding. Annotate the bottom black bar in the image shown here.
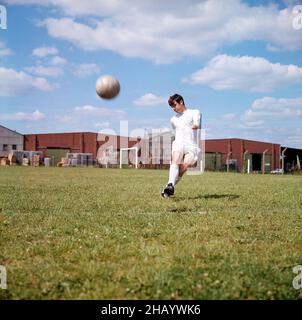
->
[0,300,298,319]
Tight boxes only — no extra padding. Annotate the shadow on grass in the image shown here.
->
[168,207,192,213]
[201,194,240,200]
[174,194,240,201]
[165,194,240,212]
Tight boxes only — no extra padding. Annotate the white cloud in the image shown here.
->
[95,121,110,129]
[25,65,63,77]
[205,96,302,148]
[0,67,54,96]
[50,55,67,65]
[0,41,13,56]
[287,128,302,147]
[3,0,129,16]
[133,93,166,107]
[0,110,45,121]
[220,96,302,147]
[75,105,95,113]
[74,105,126,118]
[32,46,58,58]
[282,0,301,8]
[72,63,101,77]
[244,96,302,120]
[8,0,299,63]
[235,120,265,130]
[186,55,302,92]
[57,105,126,128]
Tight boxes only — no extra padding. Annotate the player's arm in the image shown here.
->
[192,110,201,130]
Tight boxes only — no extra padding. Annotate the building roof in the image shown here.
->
[206,137,280,145]
[0,124,23,136]
[24,131,96,135]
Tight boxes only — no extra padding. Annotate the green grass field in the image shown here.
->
[0,167,301,300]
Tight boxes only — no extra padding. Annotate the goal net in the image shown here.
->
[120,147,138,169]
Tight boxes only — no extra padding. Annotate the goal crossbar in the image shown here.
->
[120,147,138,169]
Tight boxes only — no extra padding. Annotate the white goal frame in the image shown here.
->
[119,147,138,169]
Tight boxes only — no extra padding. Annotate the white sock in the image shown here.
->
[168,164,179,186]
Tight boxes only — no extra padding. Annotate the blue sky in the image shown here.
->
[0,0,302,147]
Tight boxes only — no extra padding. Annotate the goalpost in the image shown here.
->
[120,147,138,169]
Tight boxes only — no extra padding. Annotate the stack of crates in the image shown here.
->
[9,151,43,166]
[80,153,93,166]
[66,153,93,166]
[22,157,29,166]
[32,155,40,167]
[8,153,17,165]
[10,151,29,165]
[67,153,80,166]
[29,151,43,166]
[0,158,10,166]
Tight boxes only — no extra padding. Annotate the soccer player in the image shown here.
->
[161,94,201,198]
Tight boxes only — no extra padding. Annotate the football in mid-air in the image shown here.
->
[96,75,120,99]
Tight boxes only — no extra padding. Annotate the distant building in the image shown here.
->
[23,132,282,172]
[205,138,281,173]
[0,124,299,172]
[24,132,139,166]
[0,125,23,157]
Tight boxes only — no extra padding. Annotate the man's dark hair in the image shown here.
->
[168,94,184,107]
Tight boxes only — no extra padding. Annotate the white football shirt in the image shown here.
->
[170,108,201,147]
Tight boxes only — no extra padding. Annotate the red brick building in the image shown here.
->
[23,132,282,172]
[24,132,140,166]
[205,138,280,172]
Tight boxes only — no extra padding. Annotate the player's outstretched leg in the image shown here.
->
[161,163,179,198]
[162,153,196,197]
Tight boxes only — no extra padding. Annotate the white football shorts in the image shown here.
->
[172,141,200,166]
